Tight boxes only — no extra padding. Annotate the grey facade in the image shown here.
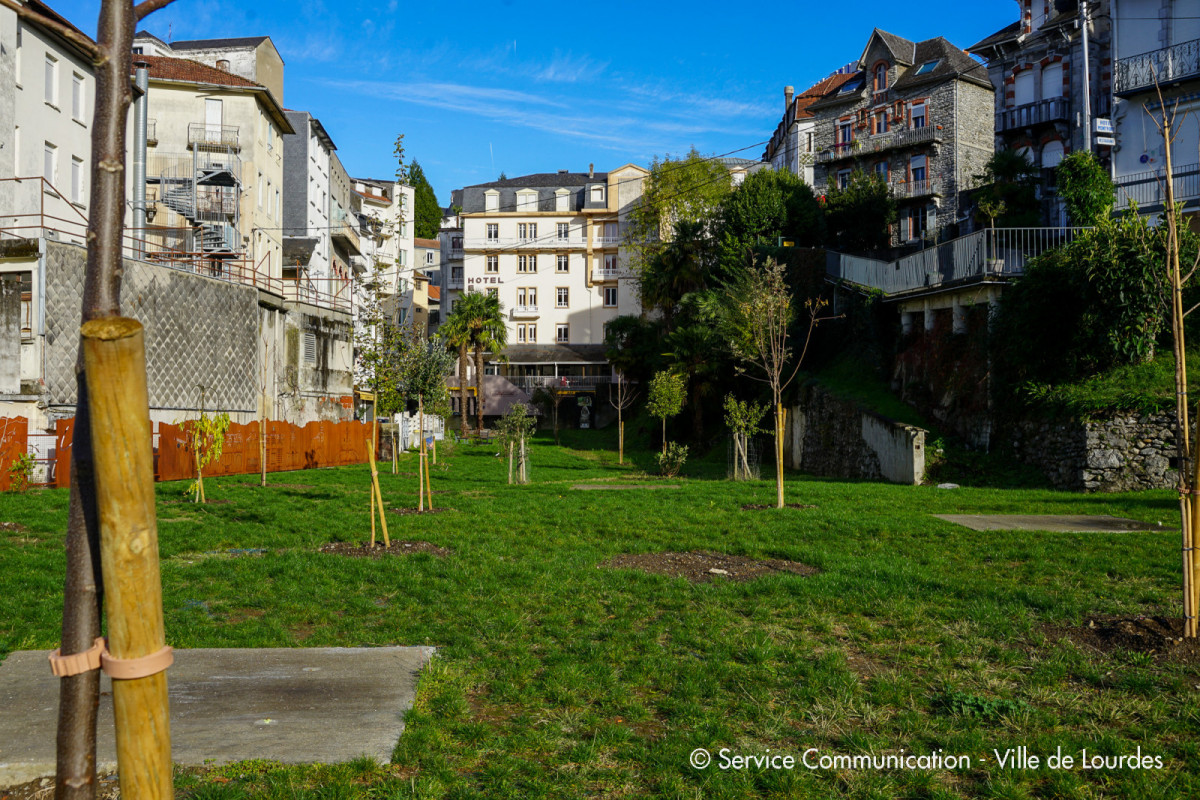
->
[811,29,995,244]
[457,170,609,214]
[282,109,312,237]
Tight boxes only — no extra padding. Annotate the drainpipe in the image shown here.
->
[132,62,150,250]
[1081,0,1092,152]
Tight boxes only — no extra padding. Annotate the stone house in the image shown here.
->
[810,29,995,244]
[763,72,859,185]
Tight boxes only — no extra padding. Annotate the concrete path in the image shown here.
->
[0,646,434,788]
[934,514,1163,533]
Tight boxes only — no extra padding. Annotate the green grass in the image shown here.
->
[1021,351,1200,418]
[2,434,1197,799]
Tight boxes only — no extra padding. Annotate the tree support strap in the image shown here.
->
[49,638,173,679]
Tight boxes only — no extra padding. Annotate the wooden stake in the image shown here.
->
[366,441,390,547]
[369,474,377,548]
[80,318,172,800]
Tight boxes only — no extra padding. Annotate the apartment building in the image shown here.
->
[1109,0,1200,217]
[414,236,441,330]
[810,29,995,243]
[969,1,1113,223]
[453,163,648,386]
[439,208,464,317]
[763,73,858,184]
[0,0,96,242]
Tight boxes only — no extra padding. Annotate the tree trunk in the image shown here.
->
[618,417,624,465]
[507,441,514,485]
[519,437,527,484]
[259,417,267,487]
[775,403,785,509]
[553,397,560,445]
[662,418,667,455]
[691,381,703,442]
[474,345,485,435]
[458,343,469,437]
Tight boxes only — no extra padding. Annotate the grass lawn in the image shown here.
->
[2,429,1197,799]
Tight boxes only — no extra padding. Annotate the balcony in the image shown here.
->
[512,305,540,318]
[146,118,158,146]
[593,268,620,281]
[593,236,621,247]
[331,220,361,256]
[891,179,941,199]
[996,97,1070,132]
[448,276,464,289]
[1115,162,1200,210]
[816,124,942,164]
[1114,37,1200,96]
[187,122,240,151]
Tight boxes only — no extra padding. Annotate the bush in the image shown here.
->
[657,442,688,477]
[6,452,34,493]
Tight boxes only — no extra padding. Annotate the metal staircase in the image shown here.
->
[152,147,242,257]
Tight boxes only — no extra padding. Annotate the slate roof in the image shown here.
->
[966,21,1023,55]
[466,172,607,190]
[892,37,991,91]
[871,28,917,64]
[498,344,609,364]
[169,37,271,50]
[133,54,262,89]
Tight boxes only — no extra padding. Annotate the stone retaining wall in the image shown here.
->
[1005,414,1177,492]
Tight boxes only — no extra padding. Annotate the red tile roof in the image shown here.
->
[133,54,263,89]
[428,286,441,302]
[413,237,440,249]
[794,72,860,119]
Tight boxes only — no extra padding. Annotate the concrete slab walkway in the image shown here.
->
[934,514,1163,533]
[0,646,434,788]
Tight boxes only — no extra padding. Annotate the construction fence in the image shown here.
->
[0,417,379,491]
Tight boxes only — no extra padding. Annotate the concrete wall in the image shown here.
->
[281,301,354,423]
[786,383,926,485]
[0,276,18,394]
[1005,413,1177,492]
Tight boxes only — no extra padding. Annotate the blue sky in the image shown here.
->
[52,0,1015,205]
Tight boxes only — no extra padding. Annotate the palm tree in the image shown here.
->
[438,312,472,437]
[452,291,508,434]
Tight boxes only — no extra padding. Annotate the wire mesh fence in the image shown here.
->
[728,434,764,481]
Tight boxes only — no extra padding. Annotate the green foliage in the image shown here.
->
[604,315,662,383]
[445,290,508,430]
[933,689,1029,721]
[1056,151,1114,226]
[393,133,408,184]
[823,170,895,251]
[188,410,231,503]
[1019,353,1200,417]
[6,452,35,493]
[716,169,824,276]
[974,149,1041,227]
[626,148,733,275]
[994,212,1177,394]
[400,329,456,414]
[723,394,769,437]
[637,219,716,323]
[655,441,688,477]
[721,258,798,392]
[408,161,442,240]
[646,370,686,424]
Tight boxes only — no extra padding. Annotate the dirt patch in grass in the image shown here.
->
[1042,615,1200,666]
[601,551,819,584]
[320,540,451,558]
[390,506,455,516]
[2,773,119,800]
[0,521,29,533]
[741,503,817,511]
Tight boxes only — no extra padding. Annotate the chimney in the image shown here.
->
[784,85,794,110]
[588,163,594,179]
[216,59,230,72]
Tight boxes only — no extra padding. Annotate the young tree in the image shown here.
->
[724,394,769,480]
[973,149,1041,228]
[408,160,442,239]
[396,327,455,510]
[496,403,536,484]
[606,373,639,464]
[1056,150,1115,226]
[7,0,181,796]
[646,370,686,455]
[722,258,829,508]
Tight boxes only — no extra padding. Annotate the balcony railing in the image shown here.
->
[506,375,615,394]
[827,227,1087,295]
[464,237,588,249]
[512,305,540,318]
[448,276,464,289]
[1114,37,1200,95]
[187,122,240,150]
[1115,162,1200,209]
[816,124,942,164]
[331,220,361,255]
[593,268,620,280]
[891,179,940,199]
[996,97,1070,132]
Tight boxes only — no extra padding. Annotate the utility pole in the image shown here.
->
[1081,0,1092,152]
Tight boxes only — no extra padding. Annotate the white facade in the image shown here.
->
[1111,0,1200,214]
[0,3,96,245]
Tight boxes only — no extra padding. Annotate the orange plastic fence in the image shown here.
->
[2,417,377,490]
[0,417,29,492]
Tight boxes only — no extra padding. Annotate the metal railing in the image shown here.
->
[505,375,614,393]
[512,305,539,317]
[1115,162,1200,209]
[593,268,620,280]
[281,275,353,313]
[891,179,940,199]
[1114,37,1200,95]
[188,122,240,149]
[594,236,621,246]
[448,277,464,289]
[828,227,1086,295]
[464,236,588,249]
[817,124,941,164]
[995,97,1070,131]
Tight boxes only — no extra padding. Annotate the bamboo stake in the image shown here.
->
[369,474,377,548]
[366,441,390,547]
[80,318,172,800]
[418,398,426,512]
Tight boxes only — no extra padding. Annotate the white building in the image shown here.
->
[353,177,415,313]
[762,74,859,186]
[0,0,96,244]
[1111,0,1200,217]
[453,163,648,392]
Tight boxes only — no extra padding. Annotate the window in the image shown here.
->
[486,288,498,299]
[837,169,851,189]
[486,255,498,273]
[71,156,83,203]
[557,223,569,240]
[838,120,853,146]
[426,251,434,264]
[518,255,532,273]
[910,103,927,129]
[590,185,604,204]
[527,324,536,343]
[556,287,569,308]
[556,324,569,343]
[275,189,280,221]
[132,46,143,55]
[604,287,617,307]
[873,110,888,135]
[517,324,526,343]
[257,172,263,208]
[555,189,569,212]
[516,287,537,308]
[914,60,940,76]
[906,206,927,241]
[604,253,618,272]
[43,142,56,183]
[805,131,814,152]
[486,223,499,240]
[873,63,888,91]
[518,222,537,241]
[516,190,537,211]
[1040,140,1065,168]
[874,161,889,182]
[556,254,569,273]
[910,155,927,184]
[71,73,84,121]
[1041,62,1064,100]
[485,190,499,211]
[44,55,57,105]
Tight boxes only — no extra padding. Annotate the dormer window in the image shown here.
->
[516,189,538,212]
[555,188,570,212]
[914,60,940,76]
[590,185,605,204]
[873,63,888,92]
[484,189,499,212]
